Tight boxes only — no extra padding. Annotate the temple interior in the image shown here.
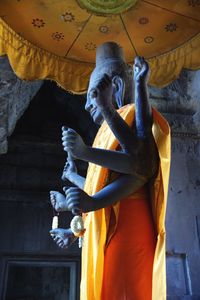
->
[0,57,200,299]
[0,1,200,299]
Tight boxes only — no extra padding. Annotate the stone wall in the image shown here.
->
[150,70,200,299]
[0,55,42,153]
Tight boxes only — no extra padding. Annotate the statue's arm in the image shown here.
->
[62,128,138,175]
[65,173,147,213]
[66,172,85,190]
[134,57,152,138]
[75,147,140,176]
[62,125,158,178]
[92,174,145,210]
[62,57,158,178]
[99,105,135,153]
[61,156,85,190]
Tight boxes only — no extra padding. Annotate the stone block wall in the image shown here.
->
[0,56,42,153]
[150,70,200,299]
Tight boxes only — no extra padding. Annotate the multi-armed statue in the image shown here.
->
[49,42,170,300]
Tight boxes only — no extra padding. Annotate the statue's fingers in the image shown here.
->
[62,138,76,147]
[61,242,69,249]
[141,60,149,73]
[50,229,60,235]
[54,236,62,242]
[66,191,80,198]
[66,198,82,214]
[67,128,77,134]
[72,207,81,215]
[64,147,72,152]
[67,201,80,210]
[62,134,76,141]
[57,238,64,245]
[62,128,76,137]
[64,132,77,139]
[66,197,80,207]
[62,130,69,137]
[62,125,68,131]
[134,56,142,67]
[63,186,68,193]
[63,145,74,152]
[56,237,63,244]
[64,186,79,195]
[64,187,79,198]
[67,199,80,210]
[67,196,80,204]
[70,206,81,216]
[64,186,79,191]
[62,140,75,147]
[50,191,56,198]
[58,241,64,248]
[63,143,75,151]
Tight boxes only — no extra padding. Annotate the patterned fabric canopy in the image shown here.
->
[0,0,200,93]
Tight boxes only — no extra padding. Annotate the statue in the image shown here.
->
[50,42,171,300]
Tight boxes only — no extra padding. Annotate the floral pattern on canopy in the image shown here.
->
[0,0,200,93]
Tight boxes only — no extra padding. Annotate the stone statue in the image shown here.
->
[50,42,170,299]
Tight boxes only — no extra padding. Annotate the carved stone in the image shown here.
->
[0,55,43,153]
[149,69,200,135]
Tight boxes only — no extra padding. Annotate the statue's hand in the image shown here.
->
[88,74,113,109]
[134,56,150,84]
[62,157,77,181]
[50,228,77,249]
[62,126,88,159]
[63,186,95,214]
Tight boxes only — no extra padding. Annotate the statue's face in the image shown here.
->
[85,63,133,125]
[85,69,105,125]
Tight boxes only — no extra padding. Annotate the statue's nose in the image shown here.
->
[85,95,92,112]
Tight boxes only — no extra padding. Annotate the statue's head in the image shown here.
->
[85,42,133,125]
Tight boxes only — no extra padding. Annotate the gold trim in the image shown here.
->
[1,17,200,93]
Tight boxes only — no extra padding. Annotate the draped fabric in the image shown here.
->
[0,0,200,93]
[102,190,157,300]
[81,104,171,300]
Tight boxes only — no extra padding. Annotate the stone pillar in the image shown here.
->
[150,69,200,299]
[0,55,43,153]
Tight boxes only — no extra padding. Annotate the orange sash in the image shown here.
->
[81,104,171,300]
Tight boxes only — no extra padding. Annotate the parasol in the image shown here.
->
[0,0,200,93]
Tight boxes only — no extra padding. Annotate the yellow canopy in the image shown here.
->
[0,0,200,93]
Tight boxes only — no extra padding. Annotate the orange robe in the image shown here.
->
[81,104,171,300]
[102,187,156,300]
